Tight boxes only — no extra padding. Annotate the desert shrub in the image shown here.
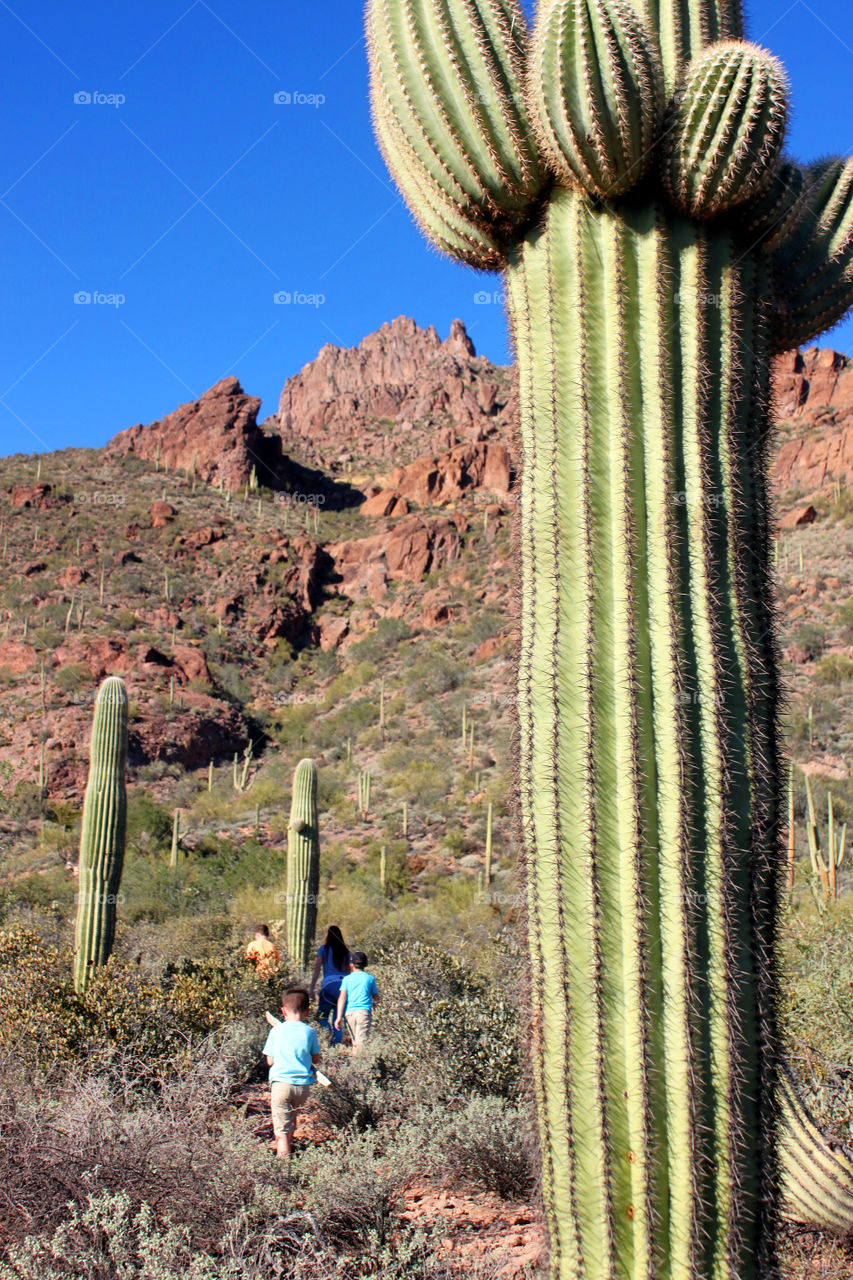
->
[410,647,462,696]
[814,653,853,686]
[372,941,520,1097]
[432,1096,535,1199]
[311,1042,399,1133]
[0,929,260,1078]
[0,1188,459,1280]
[837,598,853,639]
[794,623,827,661]
[54,664,91,694]
[293,1130,409,1248]
[0,1192,225,1280]
[349,617,410,664]
[126,792,174,853]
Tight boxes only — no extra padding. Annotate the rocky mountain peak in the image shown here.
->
[274,316,516,472]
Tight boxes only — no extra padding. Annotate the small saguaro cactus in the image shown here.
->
[366,0,853,1275]
[286,758,321,971]
[73,676,129,994]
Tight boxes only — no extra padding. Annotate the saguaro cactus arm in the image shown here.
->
[769,157,853,352]
[779,1071,853,1234]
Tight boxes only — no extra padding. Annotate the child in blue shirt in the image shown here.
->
[334,951,379,1051]
[262,987,321,1159]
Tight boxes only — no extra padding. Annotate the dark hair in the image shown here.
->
[323,924,349,971]
[350,951,367,969]
[281,988,310,1016]
[255,924,270,938]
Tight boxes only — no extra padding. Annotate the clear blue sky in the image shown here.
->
[0,0,851,454]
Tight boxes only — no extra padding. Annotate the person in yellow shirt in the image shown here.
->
[246,924,279,976]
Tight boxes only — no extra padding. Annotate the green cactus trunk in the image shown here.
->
[286,758,320,971]
[507,187,782,1280]
[73,676,129,994]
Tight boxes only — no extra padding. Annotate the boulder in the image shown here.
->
[779,504,817,529]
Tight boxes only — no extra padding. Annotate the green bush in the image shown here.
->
[814,653,853,686]
[373,941,521,1098]
[0,929,260,1078]
[433,1096,535,1199]
[54,663,90,694]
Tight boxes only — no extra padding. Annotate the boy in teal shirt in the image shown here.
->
[262,987,321,1159]
[334,951,379,1051]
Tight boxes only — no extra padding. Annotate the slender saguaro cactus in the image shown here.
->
[366,1,853,1276]
[73,676,128,994]
[286,758,320,970]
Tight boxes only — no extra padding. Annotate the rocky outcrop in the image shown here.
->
[9,483,52,509]
[330,516,463,601]
[275,317,516,471]
[773,349,853,495]
[109,377,283,492]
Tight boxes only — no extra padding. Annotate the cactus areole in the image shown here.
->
[366,0,853,1276]
[73,676,129,994]
[287,758,321,970]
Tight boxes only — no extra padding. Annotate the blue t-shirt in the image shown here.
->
[317,944,349,990]
[262,1020,320,1085]
[340,970,378,1012]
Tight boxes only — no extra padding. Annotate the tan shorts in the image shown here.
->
[345,1009,372,1047]
[270,1081,311,1137]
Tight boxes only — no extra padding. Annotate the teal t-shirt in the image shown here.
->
[341,970,378,1012]
[262,1020,320,1085]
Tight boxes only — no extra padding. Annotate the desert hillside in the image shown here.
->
[2,320,853,1277]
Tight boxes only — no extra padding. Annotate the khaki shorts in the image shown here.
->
[345,1009,372,1047]
[270,1081,311,1137]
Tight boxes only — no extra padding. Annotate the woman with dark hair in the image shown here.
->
[309,924,349,1044]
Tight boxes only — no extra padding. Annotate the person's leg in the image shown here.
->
[346,1010,369,1053]
[320,982,343,1044]
[270,1082,293,1160]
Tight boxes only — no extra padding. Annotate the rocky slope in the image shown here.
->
[773,348,853,494]
[1,319,852,876]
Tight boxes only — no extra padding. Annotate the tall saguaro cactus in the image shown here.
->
[366,1,853,1276]
[286,758,320,970]
[73,676,128,994]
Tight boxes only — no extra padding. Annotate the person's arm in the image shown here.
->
[309,953,322,999]
[334,987,347,1030]
[266,1054,274,1066]
[312,1052,322,1065]
[265,1011,280,1027]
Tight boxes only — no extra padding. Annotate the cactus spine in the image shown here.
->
[366,0,853,1275]
[73,677,128,994]
[286,758,320,970]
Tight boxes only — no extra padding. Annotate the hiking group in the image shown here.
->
[247,924,380,1159]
